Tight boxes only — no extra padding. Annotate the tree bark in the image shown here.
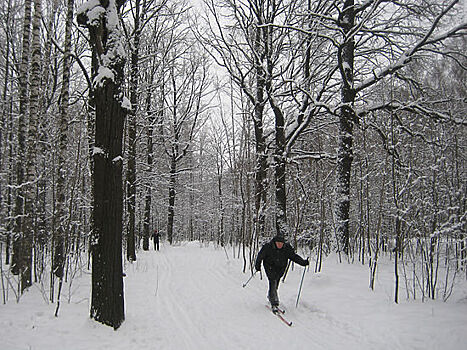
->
[11,0,32,280]
[54,0,74,279]
[167,152,176,245]
[264,16,288,238]
[252,25,267,241]
[78,0,127,329]
[143,71,156,251]
[2,0,13,267]
[19,0,42,292]
[335,0,356,256]
[126,0,142,262]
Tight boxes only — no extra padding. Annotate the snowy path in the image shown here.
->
[1,242,467,350]
[122,243,401,350]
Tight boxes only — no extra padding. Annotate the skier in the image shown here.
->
[255,235,309,311]
[152,229,160,251]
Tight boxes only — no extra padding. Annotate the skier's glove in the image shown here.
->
[304,258,310,266]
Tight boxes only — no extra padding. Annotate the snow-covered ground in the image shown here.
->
[1,242,466,350]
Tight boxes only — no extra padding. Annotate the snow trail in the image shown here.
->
[123,243,382,350]
[1,242,466,350]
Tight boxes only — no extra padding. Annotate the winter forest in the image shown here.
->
[0,0,466,349]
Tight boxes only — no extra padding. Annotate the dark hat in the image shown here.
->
[273,235,285,243]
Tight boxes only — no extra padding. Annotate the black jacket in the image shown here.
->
[255,237,308,280]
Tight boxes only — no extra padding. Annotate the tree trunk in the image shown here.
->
[11,0,32,279]
[126,0,142,262]
[2,0,13,266]
[217,160,224,246]
[167,154,176,245]
[164,56,205,245]
[270,101,287,238]
[20,0,42,293]
[5,105,13,266]
[189,152,194,241]
[54,0,74,280]
[253,26,267,241]
[77,0,127,330]
[35,1,60,262]
[335,0,356,256]
[143,71,156,251]
[265,26,288,238]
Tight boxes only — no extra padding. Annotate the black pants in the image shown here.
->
[153,239,159,251]
[268,279,280,306]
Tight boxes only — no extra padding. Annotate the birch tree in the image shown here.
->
[11,0,32,289]
[54,0,74,288]
[13,0,42,293]
[1,0,15,267]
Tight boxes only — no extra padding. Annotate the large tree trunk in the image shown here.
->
[54,0,74,279]
[252,25,267,241]
[273,107,287,237]
[335,0,356,256]
[78,0,127,330]
[267,69,288,238]
[267,70,288,237]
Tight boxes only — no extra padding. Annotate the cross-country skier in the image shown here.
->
[255,235,309,311]
[152,229,160,251]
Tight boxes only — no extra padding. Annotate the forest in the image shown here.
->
[0,0,465,332]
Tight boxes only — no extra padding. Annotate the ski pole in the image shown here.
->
[295,263,308,308]
[242,271,257,288]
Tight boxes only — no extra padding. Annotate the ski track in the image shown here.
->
[124,244,387,350]
[3,243,465,349]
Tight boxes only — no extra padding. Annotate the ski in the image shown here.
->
[266,306,293,327]
[265,304,286,314]
[274,311,293,327]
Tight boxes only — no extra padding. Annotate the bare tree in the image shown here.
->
[334,0,356,256]
[164,46,209,244]
[53,0,74,315]
[1,0,15,267]
[202,0,270,241]
[11,0,32,290]
[12,0,42,293]
[333,0,466,256]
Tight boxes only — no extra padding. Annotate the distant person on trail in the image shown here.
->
[255,235,309,312]
[152,229,160,251]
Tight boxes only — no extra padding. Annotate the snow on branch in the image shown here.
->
[77,0,128,112]
[359,100,467,126]
[289,152,336,163]
[94,66,115,88]
[77,0,103,27]
[121,96,132,111]
[355,0,466,93]
[92,146,108,158]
